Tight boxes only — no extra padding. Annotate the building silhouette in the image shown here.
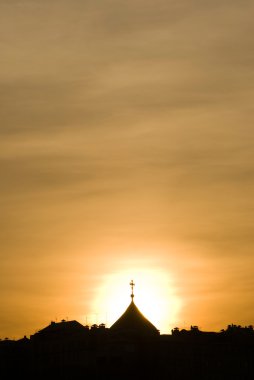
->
[110,279,159,337]
[1,281,254,379]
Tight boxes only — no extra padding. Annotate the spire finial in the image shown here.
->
[130,280,135,302]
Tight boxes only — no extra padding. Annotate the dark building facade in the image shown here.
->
[1,283,254,379]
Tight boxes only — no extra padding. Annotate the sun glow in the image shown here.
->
[91,267,182,334]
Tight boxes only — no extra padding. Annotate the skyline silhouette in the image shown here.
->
[1,286,254,379]
[1,280,253,339]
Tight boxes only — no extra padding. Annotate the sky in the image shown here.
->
[1,0,254,338]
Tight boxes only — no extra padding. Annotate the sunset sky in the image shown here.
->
[1,0,254,338]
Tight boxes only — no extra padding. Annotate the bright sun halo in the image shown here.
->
[91,267,182,334]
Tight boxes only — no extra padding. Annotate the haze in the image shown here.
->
[0,0,254,338]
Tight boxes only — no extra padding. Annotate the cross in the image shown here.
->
[130,280,135,301]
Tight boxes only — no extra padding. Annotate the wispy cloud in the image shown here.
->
[0,0,254,337]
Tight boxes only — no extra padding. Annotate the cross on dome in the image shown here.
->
[130,280,135,302]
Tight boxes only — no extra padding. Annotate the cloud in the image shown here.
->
[0,0,254,337]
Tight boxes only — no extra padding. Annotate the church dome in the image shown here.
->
[110,281,159,336]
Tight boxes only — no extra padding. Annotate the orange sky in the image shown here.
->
[1,0,254,339]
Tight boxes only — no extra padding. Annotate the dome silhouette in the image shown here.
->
[110,280,159,336]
